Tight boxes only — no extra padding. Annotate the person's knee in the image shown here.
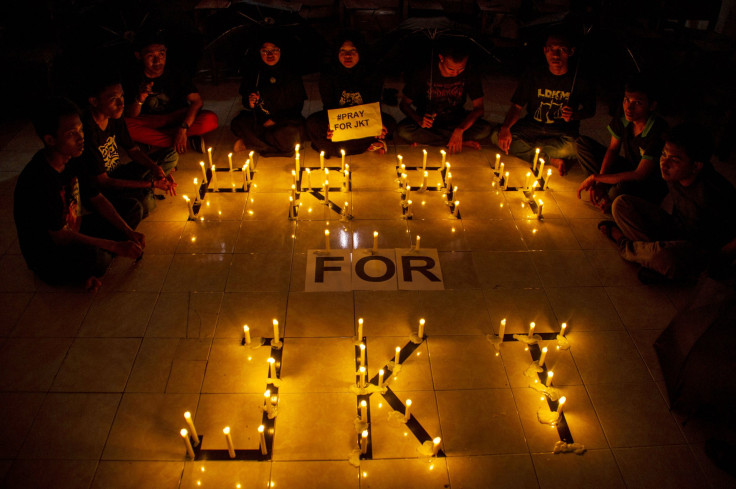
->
[396,119,419,140]
[197,111,219,133]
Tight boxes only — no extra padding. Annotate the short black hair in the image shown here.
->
[666,122,713,164]
[86,68,123,99]
[134,27,168,52]
[32,97,81,142]
[439,39,470,62]
[624,74,657,101]
[545,27,575,48]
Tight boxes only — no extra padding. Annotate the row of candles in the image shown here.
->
[321,229,423,251]
[396,150,460,219]
[179,412,268,459]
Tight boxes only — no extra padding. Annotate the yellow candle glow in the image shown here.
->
[499,318,506,338]
[546,371,554,386]
[193,179,199,202]
[199,161,207,183]
[224,426,235,458]
[258,425,267,455]
[538,158,545,178]
[557,396,566,414]
[207,147,213,166]
[538,199,544,219]
[360,399,367,421]
[184,411,199,445]
[340,149,346,171]
[263,389,271,411]
[544,168,552,190]
[358,318,364,340]
[422,170,428,189]
[210,164,218,191]
[422,149,427,170]
[268,357,276,379]
[360,343,366,366]
[359,366,366,387]
[295,152,300,174]
[418,318,425,338]
[361,429,368,454]
[560,322,567,336]
[404,399,412,422]
[273,319,280,343]
[415,235,421,250]
[432,436,441,455]
[441,149,446,166]
[495,153,501,170]
[183,195,195,220]
[372,231,378,252]
[181,428,195,458]
[533,147,540,171]
[378,368,384,387]
[539,346,548,367]
[324,229,330,251]
[394,346,401,366]
[453,200,460,217]
[504,171,510,189]
[529,322,536,338]
[228,152,233,171]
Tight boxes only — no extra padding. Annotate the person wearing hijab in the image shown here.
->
[231,34,307,157]
[306,31,395,156]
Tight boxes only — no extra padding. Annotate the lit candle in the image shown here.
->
[538,346,548,367]
[441,149,446,166]
[295,143,300,153]
[360,399,367,421]
[268,357,276,379]
[560,322,567,336]
[207,147,213,167]
[241,164,247,188]
[295,152,300,174]
[184,411,199,445]
[372,231,378,253]
[531,181,539,200]
[406,199,413,217]
[422,149,427,171]
[432,437,441,456]
[537,199,544,220]
[243,325,251,345]
[495,153,501,170]
[525,172,531,190]
[343,167,349,191]
[306,168,312,190]
[211,165,218,191]
[401,172,408,189]
[453,200,460,217]
[358,317,364,340]
[340,149,345,171]
[378,368,384,387]
[359,366,366,387]
[394,346,401,367]
[499,162,504,176]
[415,235,421,250]
[359,343,366,366]
[183,195,195,220]
[223,426,235,458]
[499,318,506,338]
[193,179,199,202]
[557,396,566,414]
[291,169,297,187]
[361,429,368,454]
[543,168,552,190]
[272,319,280,343]
[422,170,428,189]
[546,371,554,386]
[537,158,545,179]
[529,322,536,337]
[446,171,452,188]
[504,171,510,190]
[324,180,329,204]
[263,389,271,411]
[180,429,195,458]
[199,161,207,183]
[244,160,251,184]
[418,318,425,338]
[324,229,330,250]
[289,196,295,219]
[258,425,267,455]
[404,399,412,422]
[533,147,540,171]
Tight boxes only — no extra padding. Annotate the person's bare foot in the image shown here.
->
[550,158,571,176]
[598,220,624,243]
[462,140,481,150]
[233,139,247,153]
[85,276,102,292]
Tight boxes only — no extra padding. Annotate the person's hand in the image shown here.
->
[165,174,177,196]
[498,125,512,153]
[326,129,334,141]
[248,93,259,109]
[421,113,436,129]
[153,178,173,194]
[126,230,146,249]
[174,128,187,154]
[113,240,144,259]
[152,165,166,180]
[561,105,574,122]
[448,128,464,154]
[138,81,153,102]
[263,119,276,128]
[577,175,596,199]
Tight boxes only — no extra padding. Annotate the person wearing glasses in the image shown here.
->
[231,34,307,157]
[306,31,395,156]
[493,29,595,175]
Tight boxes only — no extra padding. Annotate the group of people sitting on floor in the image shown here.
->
[12,26,736,290]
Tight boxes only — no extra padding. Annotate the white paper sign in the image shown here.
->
[305,250,352,292]
[395,249,444,290]
[351,249,398,290]
[327,102,382,142]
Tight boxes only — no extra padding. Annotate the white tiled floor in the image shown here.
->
[0,75,733,488]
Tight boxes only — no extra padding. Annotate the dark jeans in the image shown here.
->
[306,110,396,157]
[33,199,143,286]
[396,115,491,146]
[576,136,667,204]
[491,119,577,163]
[106,148,178,217]
[231,111,305,157]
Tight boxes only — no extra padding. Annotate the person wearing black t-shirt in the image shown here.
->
[306,32,395,157]
[398,42,491,153]
[124,32,218,154]
[231,35,307,157]
[83,75,177,217]
[14,98,145,291]
[493,32,595,175]
[577,77,668,212]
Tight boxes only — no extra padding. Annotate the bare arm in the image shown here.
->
[497,103,523,153]
[88,193,146,249]
[599,136,622,175]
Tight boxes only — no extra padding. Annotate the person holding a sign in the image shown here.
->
[231,33,307,157]
[306,31,395,156]
[397,40,491,154]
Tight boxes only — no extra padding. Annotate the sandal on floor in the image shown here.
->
[597,220,618,243]
[368,140,387,154]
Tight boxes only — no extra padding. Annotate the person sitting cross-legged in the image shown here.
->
[576,75,668,213]
[13,98,146,291]
[600,122,736,284]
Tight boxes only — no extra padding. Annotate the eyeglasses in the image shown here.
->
[260,49,281,56]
